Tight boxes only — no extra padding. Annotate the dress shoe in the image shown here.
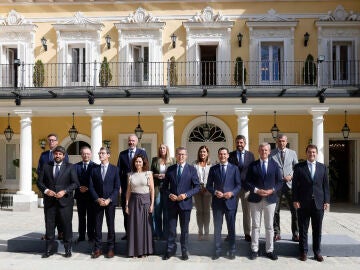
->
[229,253,236,260]
[121,235,127,240]
[63,251,72,258]
[162,252,171,260]
[250,251,258,260]
[106,249,115,258]
[314,254,324,262]
[266,252,278,260]
[292,235,300,242]
[273,234,281,241]
[91,250,102,259]
[212,254,220,260]
[42,251,54,258]
[244,234,251,242]
[181,252,189,261]
[299,253,307,261]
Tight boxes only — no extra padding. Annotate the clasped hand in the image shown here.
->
[46,189,66,199]
[256,189,274,197]
[169,193,187,201]
[215,190,233,199]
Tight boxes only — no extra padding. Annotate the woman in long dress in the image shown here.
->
[151,144,176,240]
[193,145,212,240]
[126,154,154,257]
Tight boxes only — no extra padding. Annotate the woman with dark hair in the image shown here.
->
[193,145,212,240]
[125,154,154,257]
[150,144,175,240]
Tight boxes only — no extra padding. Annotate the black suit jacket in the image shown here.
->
[89,164,120,205]
[246,159,282,204]
[74,161,96,199]
[292,161,330,210]
[229,150,255,188]
[37,150,69,174]
[117,148,147,194]
[37,161,79,208]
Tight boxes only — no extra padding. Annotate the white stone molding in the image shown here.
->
[319,5,360,22]
[1,10,27,25]
[234,108,253,150]
[188,6,228,23]
[249,8,294,22]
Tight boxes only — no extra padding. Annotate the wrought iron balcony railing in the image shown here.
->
[1,60,359,94]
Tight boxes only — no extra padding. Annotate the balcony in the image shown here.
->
[0,60,359,100]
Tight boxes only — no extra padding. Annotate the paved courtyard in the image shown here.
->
[1,203,360,270]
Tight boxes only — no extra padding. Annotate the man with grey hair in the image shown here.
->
[246,142,282,260]
[270,134,299,242]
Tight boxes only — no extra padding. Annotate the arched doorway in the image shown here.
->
[61,134,91,164]
[181,116,233,163]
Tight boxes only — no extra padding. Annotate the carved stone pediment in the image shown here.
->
[122,7,159,23]
[0,10,37,33]
[53,11,103,31]
[188,6,228,23]
[319,5,360,21]
[249,9,293,22]
[1,9,27,25]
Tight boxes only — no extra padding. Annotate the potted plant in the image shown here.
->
[234,57,247,86]
[99,57,112,87]
[169,56,178,86]
[33,60,45,87]
[303,54,317,85]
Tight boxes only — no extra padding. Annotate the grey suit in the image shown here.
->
[270,148,298,237]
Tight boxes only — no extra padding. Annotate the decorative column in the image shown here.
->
[86,109,103,164]
[310,107,329,163]
[160,108,176,157]
[234,108,253,150]
[13,110,37,211]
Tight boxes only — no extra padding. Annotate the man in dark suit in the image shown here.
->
[74,146,96,242]
[37,133,69,240]
[293,144,330,262]
[162,146,200,261]
[89,147,120,259]
[270,134,299,242]
[228,135,255,242]
[37,146,79,258]
[117,134,147,240]
[207,147,241,260]
[246,142,282,260]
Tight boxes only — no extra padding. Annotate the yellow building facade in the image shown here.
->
[0,0,359,209]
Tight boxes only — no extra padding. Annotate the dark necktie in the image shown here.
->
[261,161,266,177]
[221,164,226,180]
[177,165,182,183]
[129,150,134,161]
[55,164,60,180]
[280,150,285,164]
[238,151,244,168]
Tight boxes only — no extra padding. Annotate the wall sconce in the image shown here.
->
[203,112,210,141]
[3,113,14,142]
[134,112,144,140]
[41,36,47,51]
[171,33,177,48]
[317,55,325,63]
[163,89,170,104]
[103,139,111,149]
[341,110,350,139]
[105,34,111,49]
[68,112,78,142]
[270,111,280,140]
[39,138,46,150]
[237,33,243,47]
[304,32,310,47]
[241,89,247,104]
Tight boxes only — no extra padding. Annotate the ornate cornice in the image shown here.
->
[52,11,104,31]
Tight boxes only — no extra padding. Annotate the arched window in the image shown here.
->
[66,141,91,155]
[189,124,226,142]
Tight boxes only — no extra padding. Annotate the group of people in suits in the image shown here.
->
[36,132,330,262]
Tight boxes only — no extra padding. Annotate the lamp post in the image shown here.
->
[341,110,350,139]
[134,112,144,141]
[3,113,14,142]
[270,111,280,140]
[68,112,78,141]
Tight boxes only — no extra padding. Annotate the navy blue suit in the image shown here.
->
[117,148,147,233]
[292,161,330,256]
[162,163,200,254]
[74,161,96,241]
[89,164,120,251]
[206,163,241,255]
[37,150,69,174]
[246,159,282,204]
[37,161,79,253]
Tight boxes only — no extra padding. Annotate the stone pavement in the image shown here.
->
[1,203,360,270]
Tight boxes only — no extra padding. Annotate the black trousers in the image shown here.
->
[273,184,299,236]
[297,200,324,256]
[76,195,95,240]
[94,204,116,251]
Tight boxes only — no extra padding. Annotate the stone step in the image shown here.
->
[7,233,360,257]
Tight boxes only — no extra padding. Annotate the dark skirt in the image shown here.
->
[127,192,154,257]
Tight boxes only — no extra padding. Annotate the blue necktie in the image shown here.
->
[55,164,60,180]
[238,151,243,168]
[177,165,182,183]
[261,161,266,177]
[221,164,226,180]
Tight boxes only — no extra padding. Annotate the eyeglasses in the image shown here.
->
[98,152,108,155]
[48,139,57,142]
